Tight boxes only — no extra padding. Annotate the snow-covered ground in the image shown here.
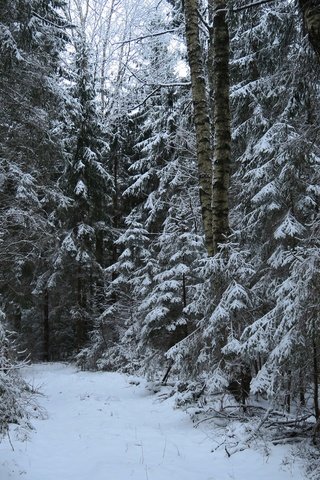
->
[0,363,304,480]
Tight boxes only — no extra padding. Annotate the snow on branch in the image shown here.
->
[113,28,182,46]
[231,0,277,12]
[214,0,277,15]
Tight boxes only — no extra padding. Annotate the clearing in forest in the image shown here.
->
[0,363,303,480]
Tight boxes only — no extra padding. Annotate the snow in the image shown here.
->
[0,363,304,480]
[75,179,88,198]
[274,213,305,240]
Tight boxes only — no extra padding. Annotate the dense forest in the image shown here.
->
[1,0,320,465]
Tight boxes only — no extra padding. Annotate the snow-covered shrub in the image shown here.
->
[0,312,31,440]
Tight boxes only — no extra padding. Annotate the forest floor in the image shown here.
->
[0,363,306,480]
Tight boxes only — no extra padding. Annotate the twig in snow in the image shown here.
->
[7,431,14,451]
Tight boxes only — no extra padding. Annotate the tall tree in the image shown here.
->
[163,0,320,412]
[50,35,112,356]
[184,0,213,254]
[211,0,231,252]
[183,0,231,255]
[0,0,70,358]
[225,0,320,411]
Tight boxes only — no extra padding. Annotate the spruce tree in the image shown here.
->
[49,35,112,357]
[0,0,71,358]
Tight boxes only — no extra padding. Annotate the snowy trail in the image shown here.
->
[0,364,302,480]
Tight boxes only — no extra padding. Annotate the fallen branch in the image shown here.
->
[272,436,307,446]
[266,414,314,428]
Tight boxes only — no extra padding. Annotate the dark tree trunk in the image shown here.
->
[299,0,320,58]
[43,288,50,361]
[313,337,319,420]
[211,0,231,253]
[299,370,306,406]
[182,273,187,309]
[76,266,87,349]
[312,336,320,444]
[284,371,291,413]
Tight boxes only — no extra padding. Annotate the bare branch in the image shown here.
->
[123,62,191,88]
[153,82,191,87]
[128,81,191,112]
[128,87,161,112]
[31,11,76,29]
[112,28,182,46]
[196,8,211,32]
[214,0,277,15]
[232,0,277,12]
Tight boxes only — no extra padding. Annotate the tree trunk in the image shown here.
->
[182,273,187,309]
[76,266,87,349]
[313,336,319,420]
[299,0,320,58]
[184,0,214,256]
[299,370,306,406]
[211,0,231,253]
[100,0,116,111]
[43,288,50,361]
[284,371,291,413]
[184,0,231,255]
[312,335,320,443]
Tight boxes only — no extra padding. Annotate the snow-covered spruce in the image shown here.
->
[0,312,31,439]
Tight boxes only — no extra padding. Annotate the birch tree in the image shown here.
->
[184,0,231,255]
[184,0,213,255]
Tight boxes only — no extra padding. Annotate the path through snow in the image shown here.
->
[0,364,303,480]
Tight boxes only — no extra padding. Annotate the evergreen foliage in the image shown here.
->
[1,0,320,457]
[48,35,112,357]
[0,0,70,358]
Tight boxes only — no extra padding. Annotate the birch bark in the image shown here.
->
[184,0,214,256]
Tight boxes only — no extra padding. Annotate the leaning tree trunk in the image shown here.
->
[211,0,231,253]
[299,0,320,58]
[184,0,214,256]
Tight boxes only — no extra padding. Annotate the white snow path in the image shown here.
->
[0,363,303,480]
